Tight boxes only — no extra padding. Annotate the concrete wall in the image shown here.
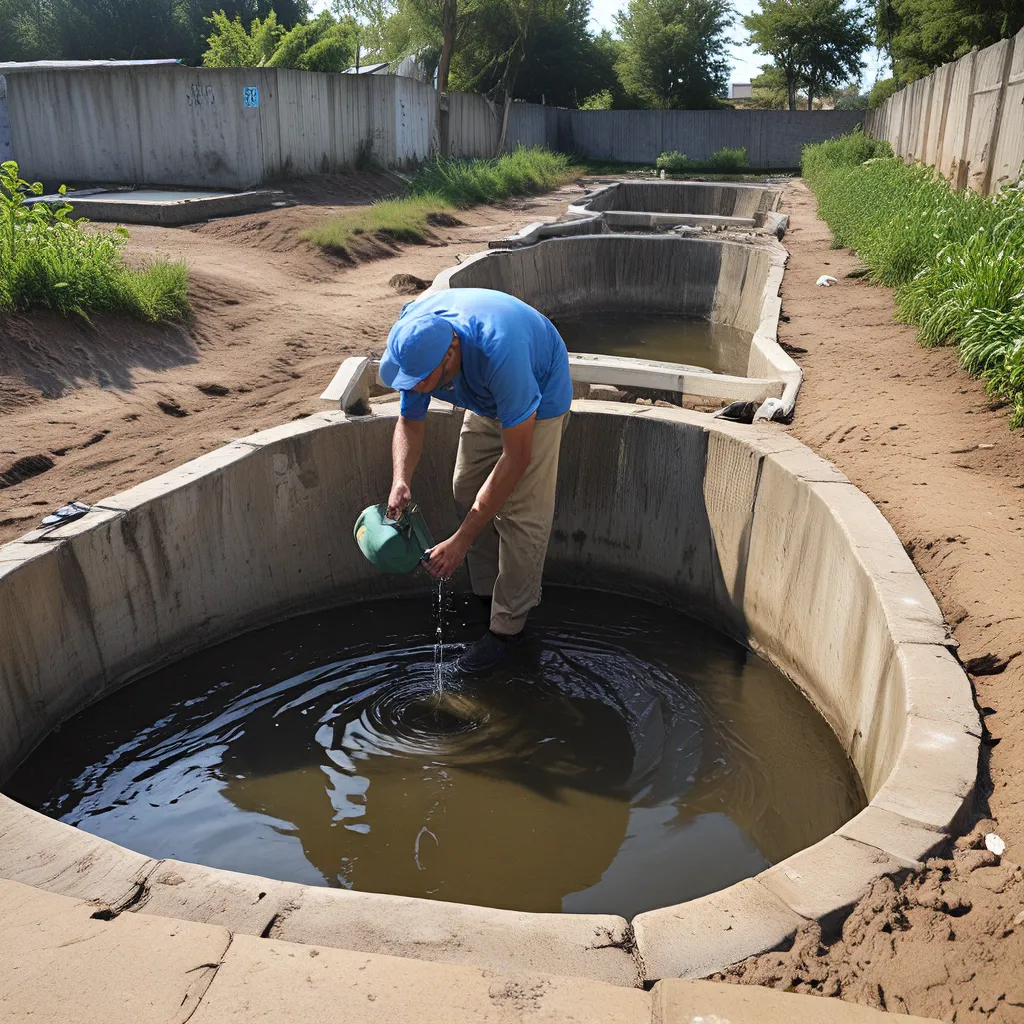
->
[3,62,866,187]
[3,64,435,188]
[564,109,865,167]
[572,181,783,218]
[0,405,977,984]
[865,26,1024,193]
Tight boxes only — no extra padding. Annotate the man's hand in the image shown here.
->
[387,480,412,520]
[424,534,470,579]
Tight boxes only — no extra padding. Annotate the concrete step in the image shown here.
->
[0,878,940,1024]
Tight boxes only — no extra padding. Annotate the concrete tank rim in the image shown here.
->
[0,403,978,986]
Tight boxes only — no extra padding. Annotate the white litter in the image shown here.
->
[816,275,839,287]
[753,397,786,423]
[985,832,1006,856]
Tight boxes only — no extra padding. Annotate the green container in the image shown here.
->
[353,502,435,574]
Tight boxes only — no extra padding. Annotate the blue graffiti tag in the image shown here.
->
[243,86,259,108]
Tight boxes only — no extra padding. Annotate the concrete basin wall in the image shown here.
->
[428,234,800,410]
[0,404,977,985]
[568,181,783,218]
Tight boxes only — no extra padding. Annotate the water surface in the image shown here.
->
[7,588,863,917]
[550,312,752,376]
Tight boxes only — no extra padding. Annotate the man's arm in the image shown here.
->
[424,415,535,578]
[387,415,425,519]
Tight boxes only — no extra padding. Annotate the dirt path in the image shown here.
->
[3,174,1024,1020]
[0,179,581,538]
[719,180,1024,1022]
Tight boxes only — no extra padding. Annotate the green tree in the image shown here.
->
[749,64,790,107]
[867,74,897,106]
[203,8,358,70]
[202,9,284,66]
[744,0,870,109]
[614,0,732,108]
[267,10,358,70]
[876,0,1024,85]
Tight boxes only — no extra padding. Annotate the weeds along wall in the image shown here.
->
[864,24,1024,194]
[1,63,867,189]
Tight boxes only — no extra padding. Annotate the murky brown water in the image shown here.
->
[549,312,752,376]
[6,588,864,918]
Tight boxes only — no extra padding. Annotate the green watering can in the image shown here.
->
[353,503,435,574]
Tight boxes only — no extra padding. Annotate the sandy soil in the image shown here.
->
[2,174,1024,1021]
[0,176,582,535]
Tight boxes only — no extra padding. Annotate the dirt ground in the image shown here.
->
[2,174,1024,1021]
[0,175,580,533]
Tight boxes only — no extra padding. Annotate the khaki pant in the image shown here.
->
[452,411,569,636]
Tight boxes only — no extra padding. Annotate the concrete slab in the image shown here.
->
[136,859,292,936]
[653,979,941,1023]
[757,835,907,931]
[633,878,804,981]
[268,884,641,987]
[0,878,230,1024]
[0,794,154,906]
[191,932,650,1024]
[36,187,285,226]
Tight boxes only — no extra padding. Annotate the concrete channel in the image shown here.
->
[0,179,978,1021]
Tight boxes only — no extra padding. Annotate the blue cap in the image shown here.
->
[380,312,454,391]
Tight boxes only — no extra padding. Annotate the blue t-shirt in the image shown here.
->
[392,288,573,428]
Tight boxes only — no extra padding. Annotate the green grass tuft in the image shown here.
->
[0,160,189,321]
[409,146,579,208]
[301,195,455,256]
[802,130,1024,428]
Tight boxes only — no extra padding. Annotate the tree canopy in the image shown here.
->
[613,0,732,108]
[744,0,871,109]
[876,0,1024,84]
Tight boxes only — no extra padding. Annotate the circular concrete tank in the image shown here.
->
[0,403,978,986]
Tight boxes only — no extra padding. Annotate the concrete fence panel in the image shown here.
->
[965,37,1014,192]
[447,91,500,158]
[922,62,955,169]
[991,26,1024,189]
[939,51,977,187]
[868,32,1024,193]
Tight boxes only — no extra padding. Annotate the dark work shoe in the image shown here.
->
[456,629,523,674]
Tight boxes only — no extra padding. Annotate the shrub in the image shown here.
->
[656,146,748,173]
[0,161,189,321]
[802,131,1024,428]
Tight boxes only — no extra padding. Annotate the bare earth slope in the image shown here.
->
[717,180,1024,1023]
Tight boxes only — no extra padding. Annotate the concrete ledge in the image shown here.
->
[0,405,978,988]
[37,187,284,225]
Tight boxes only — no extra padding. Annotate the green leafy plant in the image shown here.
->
[802,131,1024,429]
[0,160,188,320]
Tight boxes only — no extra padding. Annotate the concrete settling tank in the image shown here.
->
[431,233,799,417]
[0,402,978,986]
